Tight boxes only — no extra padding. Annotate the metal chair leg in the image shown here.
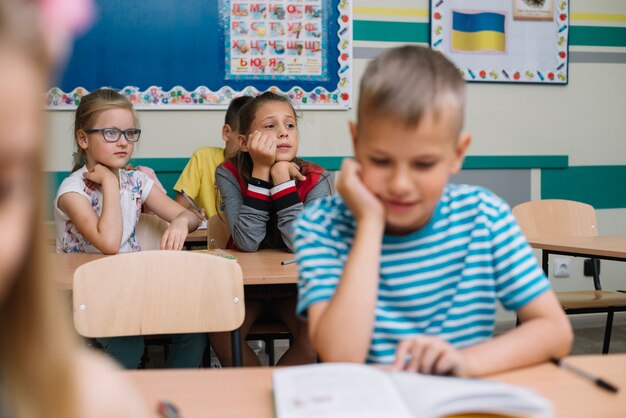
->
[231,329,243,367]
[602,311,614,354]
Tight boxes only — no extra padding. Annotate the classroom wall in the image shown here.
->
[44,0,626,305]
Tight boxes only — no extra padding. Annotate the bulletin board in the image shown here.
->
[430,0,569,84]
[47,0,352,109]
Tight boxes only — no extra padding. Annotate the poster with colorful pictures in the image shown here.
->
[431,0,569,84]
[226,1,328,80]
[45,0,352,109]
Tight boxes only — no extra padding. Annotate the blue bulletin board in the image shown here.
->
[47,0,352,109]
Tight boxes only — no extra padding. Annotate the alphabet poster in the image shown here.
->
[226,1,327,80]
[47,0,352,109]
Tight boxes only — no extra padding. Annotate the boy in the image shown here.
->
[174,95,253,218]
[293,46,572,377]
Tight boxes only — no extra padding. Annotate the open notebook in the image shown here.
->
[273,363,552,418]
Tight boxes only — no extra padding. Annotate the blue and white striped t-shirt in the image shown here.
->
[294,184,550,364]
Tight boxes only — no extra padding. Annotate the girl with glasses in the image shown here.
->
[54,88,207,369]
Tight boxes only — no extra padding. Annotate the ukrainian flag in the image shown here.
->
[451,11,506,53]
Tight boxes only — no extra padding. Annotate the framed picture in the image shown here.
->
[430,0,569,84]
[513,0,554,22]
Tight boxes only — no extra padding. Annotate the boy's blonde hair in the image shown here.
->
[358,45,466,135]
[72,88,138,171]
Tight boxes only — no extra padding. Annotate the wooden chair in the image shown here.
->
[73,251,246,366]
[207,212,292,365]
[513,199,626,353]
[135,213,169,250]
[207,213,230,250]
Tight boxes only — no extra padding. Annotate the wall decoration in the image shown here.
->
[431,0,568,84]
[47,0,352,109]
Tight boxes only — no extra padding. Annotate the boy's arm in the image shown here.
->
[57,166,123,255]
[460,290,572,376]
[307,159,385,362]
[173,149,203,197]
[392,199,574,377]
[459,202,573,375]
[143,187,201,250]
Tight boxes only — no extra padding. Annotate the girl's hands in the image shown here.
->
[83,164,118,190]
[248,131,276,180]
[160,217,189,250]
[391,336,468,376]
[336,159,384,224]
[270,161,306,184]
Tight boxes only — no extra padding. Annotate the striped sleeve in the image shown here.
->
[271,179,301,211]
[487,196,551,311]
[294,199,344,318]
[244,178,271,211]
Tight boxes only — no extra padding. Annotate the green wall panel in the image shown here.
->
[353,21,625,48]
[542,166,626,209]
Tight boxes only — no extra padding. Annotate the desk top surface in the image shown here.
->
[49,249,297,290]
[527,236,626,259]
[126,354,626,418]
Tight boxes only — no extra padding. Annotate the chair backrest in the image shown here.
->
[512,199,598,239]
[73,251,244,338]
[208,213,231,249]
[135,213,169,250]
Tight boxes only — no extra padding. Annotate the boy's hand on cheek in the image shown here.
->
[271,161,306,184]
[337,159,384,223]
[391,336,467,377]
[248,131,276,169]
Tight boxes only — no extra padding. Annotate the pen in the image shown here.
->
[281,258,296,265]
[157,400,180,418]
[551,358,619,393]
[180,189,201,213]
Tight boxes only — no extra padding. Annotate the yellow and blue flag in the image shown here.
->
[451,11,506,53]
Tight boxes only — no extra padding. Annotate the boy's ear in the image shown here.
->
[349,120,358,151]
[237,133,249,152]
[450,132,472,174]
[222,124,232,143]
[76,130,89,150]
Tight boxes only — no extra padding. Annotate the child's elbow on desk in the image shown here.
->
[97,242,121,255]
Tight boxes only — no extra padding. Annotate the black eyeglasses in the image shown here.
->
[85,128,142,143]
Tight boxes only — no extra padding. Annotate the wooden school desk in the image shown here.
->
[126,354,626,418]
[184,228,208,245]
[528,236,626,263]
[48,249,297,290]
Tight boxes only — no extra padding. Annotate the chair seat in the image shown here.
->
[558,290,626,310]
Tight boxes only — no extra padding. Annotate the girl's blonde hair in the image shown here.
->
[72,88,138,172]
[0,1,77,417]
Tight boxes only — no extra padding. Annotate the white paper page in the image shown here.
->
[390,372,552,418]
[273,364,412,418]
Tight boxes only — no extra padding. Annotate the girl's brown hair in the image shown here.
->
[229,91,304,185]
[0,1,77,417]
[72,88,138,172]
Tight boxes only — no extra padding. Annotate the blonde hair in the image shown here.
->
[0,2,78,416]
[358,45,466,135]
[72,88,138,172]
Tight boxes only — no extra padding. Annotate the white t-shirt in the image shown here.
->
[54,166,154,253]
